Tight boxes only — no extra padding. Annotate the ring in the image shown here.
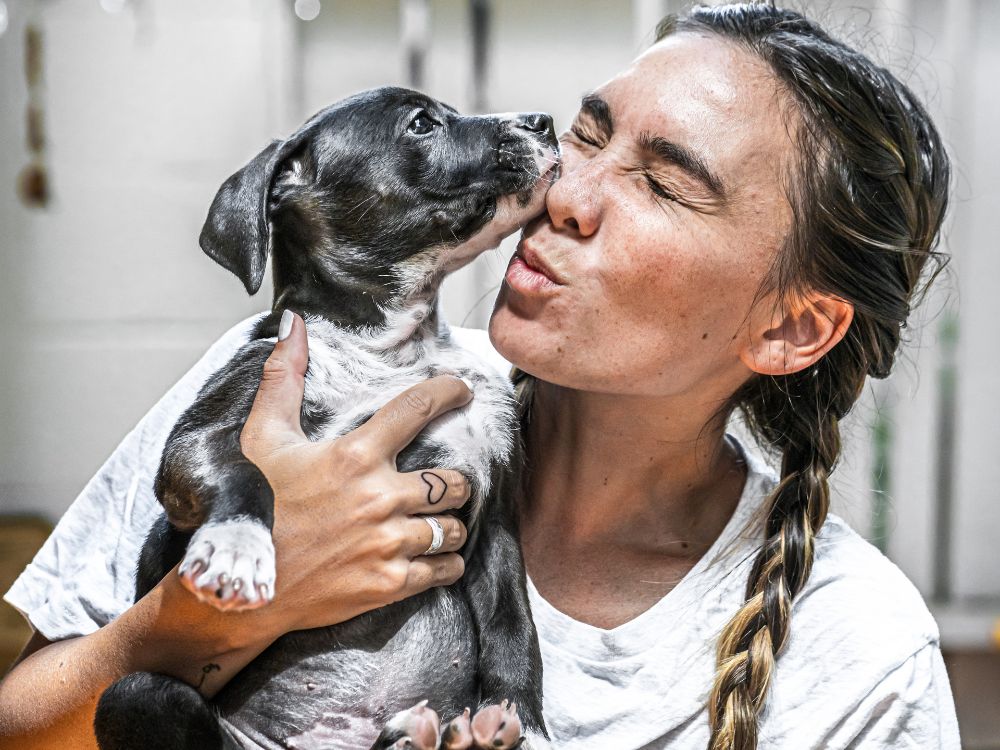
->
[423,517,445,555]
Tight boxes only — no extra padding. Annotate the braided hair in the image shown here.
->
[653,5,951,749]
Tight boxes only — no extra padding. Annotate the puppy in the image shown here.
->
[93,87,559,750]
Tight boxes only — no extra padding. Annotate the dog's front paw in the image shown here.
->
[178,518,276,611]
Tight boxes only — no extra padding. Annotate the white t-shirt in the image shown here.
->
[4,314,961,750]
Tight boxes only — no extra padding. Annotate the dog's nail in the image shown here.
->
[258,583,269,599]
[218,573,229,586]
[232,577,243,591]
[278,309,294,341]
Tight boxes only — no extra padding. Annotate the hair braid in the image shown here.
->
[708,363,854,750]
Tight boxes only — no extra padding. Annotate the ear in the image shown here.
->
[199,135,308,295]
[740,291,854,376]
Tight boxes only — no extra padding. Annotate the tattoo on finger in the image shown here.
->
[420,471,448,504]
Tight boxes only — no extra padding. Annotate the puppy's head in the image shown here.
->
[200,87,559,302]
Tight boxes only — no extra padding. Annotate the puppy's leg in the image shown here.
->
[174,460,276,611]
[461,465,547,739]
[95,672,238,750]
[155,340,282,611]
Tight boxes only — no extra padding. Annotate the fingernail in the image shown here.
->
[459,376,474,393]
[278,309,294,341]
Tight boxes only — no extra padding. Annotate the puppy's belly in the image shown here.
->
[214,587,478,750]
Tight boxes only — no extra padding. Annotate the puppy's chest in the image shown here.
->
[298,325,515,477]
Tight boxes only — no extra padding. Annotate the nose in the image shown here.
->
[545,146,602,237]
[514,112,556,143]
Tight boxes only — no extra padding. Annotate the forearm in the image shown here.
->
[0,568,276,747]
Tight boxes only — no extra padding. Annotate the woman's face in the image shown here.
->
[489,32,798,399]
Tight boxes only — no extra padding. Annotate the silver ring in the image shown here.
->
[423,517,445,555]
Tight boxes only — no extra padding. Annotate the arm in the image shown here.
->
[0,312,475,748]
[0,569,273,750]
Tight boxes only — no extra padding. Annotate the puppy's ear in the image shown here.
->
[199,136,306,295]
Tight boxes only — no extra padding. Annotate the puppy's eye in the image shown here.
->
[407,112,438,136]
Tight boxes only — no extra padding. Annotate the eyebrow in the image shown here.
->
[579,93,614,141]
[577,93,726,199]
[638,132,727,198]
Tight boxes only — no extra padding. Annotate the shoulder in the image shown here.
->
[732,440,939,655]
[767,513,941,712]
[447,326,513,380]
[762,517,957,745]
[803,513,939,648]
[756,515,952,744]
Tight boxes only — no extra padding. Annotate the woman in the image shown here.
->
[0,4,958,749]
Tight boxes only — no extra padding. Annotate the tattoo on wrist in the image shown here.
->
[196,663,221,689]
[421,471,448,505]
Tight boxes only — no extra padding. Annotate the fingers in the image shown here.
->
[401,469,472,513]
[352,376,473,460]
[404,552,465,594]
[242,310,309,457]
[405,515,468,558]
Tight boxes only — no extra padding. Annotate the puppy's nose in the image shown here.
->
[515,113,555,141]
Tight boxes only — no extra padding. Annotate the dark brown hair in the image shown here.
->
[655,4,950,749]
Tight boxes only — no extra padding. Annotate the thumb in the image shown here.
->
[242,310,309,456]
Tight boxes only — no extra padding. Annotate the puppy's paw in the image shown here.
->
[378,701,440,750]
[178,518,276,611]
[471,701,522,749]
[440,708,473,750]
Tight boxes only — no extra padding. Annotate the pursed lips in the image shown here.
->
[515,238,565,285]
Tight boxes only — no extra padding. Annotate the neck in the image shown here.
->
[270,246,446,355]
[523,380,746,557]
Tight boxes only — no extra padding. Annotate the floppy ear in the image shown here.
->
[199,136,305,295]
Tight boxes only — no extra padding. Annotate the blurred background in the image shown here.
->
[0,0,996,746]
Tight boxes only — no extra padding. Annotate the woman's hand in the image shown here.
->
[237,311,474,639]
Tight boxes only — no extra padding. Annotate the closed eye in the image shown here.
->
[568,125,602,148]
[645,174,678,202]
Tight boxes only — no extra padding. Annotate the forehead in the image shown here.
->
[596,32,796,197]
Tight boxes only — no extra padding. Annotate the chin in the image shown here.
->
[488,299,567,385]
[489,297,538,372]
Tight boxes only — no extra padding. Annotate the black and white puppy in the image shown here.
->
[93,87,559,750]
